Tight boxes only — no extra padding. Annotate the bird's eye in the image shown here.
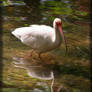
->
[56,22,61,25]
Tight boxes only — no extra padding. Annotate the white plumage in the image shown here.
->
[12,18,67,55]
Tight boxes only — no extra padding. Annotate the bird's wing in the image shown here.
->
[12,25,54,40]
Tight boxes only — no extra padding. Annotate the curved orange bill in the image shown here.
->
[57,25,67,54]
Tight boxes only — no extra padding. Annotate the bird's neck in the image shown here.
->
[52,29,62,43]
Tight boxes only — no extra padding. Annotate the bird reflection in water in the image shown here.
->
[12,52,56,92]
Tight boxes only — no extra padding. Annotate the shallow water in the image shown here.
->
[2,0,90,92]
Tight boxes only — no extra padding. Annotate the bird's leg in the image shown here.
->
[39,53,42,60]
[38,53,44,61]
[24,49,34,60]
[28,49,34,57]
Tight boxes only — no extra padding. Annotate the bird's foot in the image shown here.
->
[24,50,34,60]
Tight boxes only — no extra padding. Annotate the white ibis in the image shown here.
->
[12,18,67,58]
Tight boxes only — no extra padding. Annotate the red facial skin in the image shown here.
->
[56,21,62,26]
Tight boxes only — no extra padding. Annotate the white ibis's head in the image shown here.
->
[53,18,62,28]
[53,18,67,53]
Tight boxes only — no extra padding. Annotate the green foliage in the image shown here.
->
[40,1,72,16]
